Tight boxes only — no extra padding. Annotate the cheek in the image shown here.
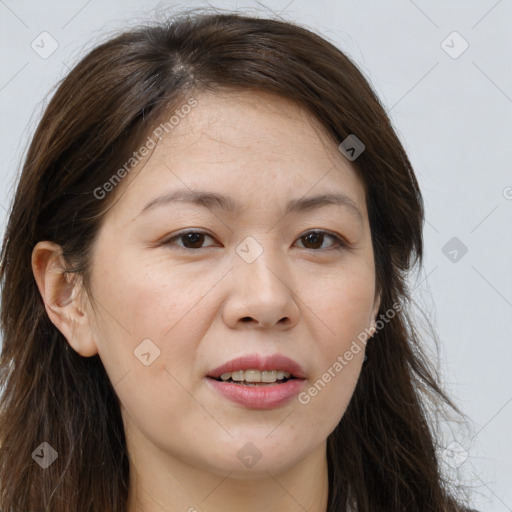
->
[87,249,204,394]
[91,245,218,340]
[301,263,374,414]
[310,261,376,344]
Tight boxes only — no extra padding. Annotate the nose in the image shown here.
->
[222,246,300,330]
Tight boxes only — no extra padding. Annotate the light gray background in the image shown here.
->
[1,1,511,510]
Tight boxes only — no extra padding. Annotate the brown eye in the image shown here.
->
[296,231,345,251]
[163,231,216,250]
[162,229,346,252]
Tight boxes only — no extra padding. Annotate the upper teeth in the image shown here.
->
[220,369,291,382]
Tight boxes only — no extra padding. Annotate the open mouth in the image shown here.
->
[208,375,297,386]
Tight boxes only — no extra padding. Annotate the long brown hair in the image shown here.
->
[0,9,474,511]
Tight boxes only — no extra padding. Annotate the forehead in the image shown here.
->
[164,89,339,160]
[107,89,367,222]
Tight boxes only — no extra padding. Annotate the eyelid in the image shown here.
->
[295,230,347,250]
[161,229,348,251]
[162,229,217,247]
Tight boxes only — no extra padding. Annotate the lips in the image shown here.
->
[206,353,307,380]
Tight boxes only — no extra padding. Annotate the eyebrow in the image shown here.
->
[139,189,364,223]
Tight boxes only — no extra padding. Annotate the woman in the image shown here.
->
[0,10,477,512]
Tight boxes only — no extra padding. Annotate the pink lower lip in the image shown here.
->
[205,377,305,409]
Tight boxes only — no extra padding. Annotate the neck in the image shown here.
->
[126,430,330,512]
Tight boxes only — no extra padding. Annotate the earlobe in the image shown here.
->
[31,241,98,357]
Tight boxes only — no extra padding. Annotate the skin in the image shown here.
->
[32,89,380,512]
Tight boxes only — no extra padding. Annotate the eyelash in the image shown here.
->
[161,229,347,252]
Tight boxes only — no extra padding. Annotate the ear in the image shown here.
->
[31,241,98,357]
[369,290,381,337]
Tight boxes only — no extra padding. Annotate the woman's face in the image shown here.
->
[82,90,379,478]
